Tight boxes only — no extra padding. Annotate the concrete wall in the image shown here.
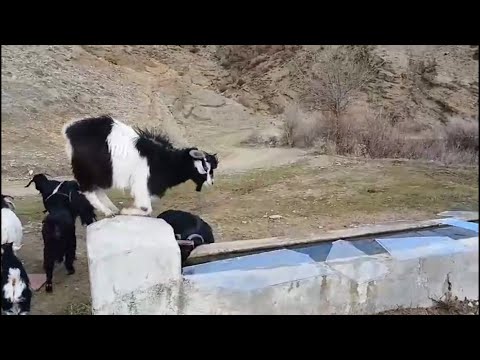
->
[86,216,181,315]
[86,216,478,315]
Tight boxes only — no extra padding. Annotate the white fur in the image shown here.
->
[107,120,152,216]
[96,190,120,213]
[2,268,26,307]
[62,118,78,161]
[83,191,115,217]
[194,159,213,186]
[1,208,23,252]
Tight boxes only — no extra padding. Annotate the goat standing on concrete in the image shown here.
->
[26,173,96,226]
[157,209,215,266]
[1,242,32,315]
[62,115,219,217]
[1,195,23,255]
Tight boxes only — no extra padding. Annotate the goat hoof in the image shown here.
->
[45,284,53,293]
[120,207,151,217]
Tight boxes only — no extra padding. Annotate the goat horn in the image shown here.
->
[189,149,205,159]
[177,240,195,247]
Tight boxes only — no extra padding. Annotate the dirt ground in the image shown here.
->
[378,298,479,315]
[5,156,478,315]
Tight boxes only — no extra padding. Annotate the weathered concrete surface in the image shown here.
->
[86,215,478,315]
[187,212,479,265]
[86,215,181,315]
[180,245,478,314]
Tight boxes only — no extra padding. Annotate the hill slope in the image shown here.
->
[1,45,478,179]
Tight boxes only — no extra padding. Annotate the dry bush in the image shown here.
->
[242,130,281,147]
[304,109,479,165]
[444,118,479,152]
[281,105,321,148]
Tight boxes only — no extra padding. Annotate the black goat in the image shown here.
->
[41,192,78,293]
[157,209,215,266]
[1,242,32,315]
[62,115,219,217]
[26,173,96,226]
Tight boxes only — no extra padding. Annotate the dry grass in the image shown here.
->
[65,302,92,315]
[378,296,478,315]
[13,160,479,243]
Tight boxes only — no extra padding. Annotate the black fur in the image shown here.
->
[157,209,215,266]
[25,174,95,293]
[1,243,32,315]
[1,194,14,210]
[134,128,218,197]
[64,115,114,192]
[41,205,77,293]
[26,173,96,226]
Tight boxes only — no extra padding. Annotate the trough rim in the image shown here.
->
[186,212,479,265]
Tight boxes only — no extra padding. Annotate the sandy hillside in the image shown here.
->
[1,45,478,179]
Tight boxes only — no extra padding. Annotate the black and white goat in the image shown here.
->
[25,173,97,226]
[157,209,215,266]
[1,195,23,255]
[1,242,32,315]
[62,115,219,217]
[40,191,78,293]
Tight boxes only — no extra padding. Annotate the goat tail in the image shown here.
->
[70,191,97,225]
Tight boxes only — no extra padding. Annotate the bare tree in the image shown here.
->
[307,46,379,116]
[288,46,380,145]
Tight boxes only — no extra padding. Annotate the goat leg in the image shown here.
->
[64,232,76,275]
[43,251,55,293]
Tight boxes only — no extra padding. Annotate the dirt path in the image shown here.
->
[1,147,310,197]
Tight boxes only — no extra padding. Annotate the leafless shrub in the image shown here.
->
[281,105,321,148]
[295,46,380,117]
[242,130,281,148]
[444,118,479,152]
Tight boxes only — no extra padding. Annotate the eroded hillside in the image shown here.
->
[1,45,478,179]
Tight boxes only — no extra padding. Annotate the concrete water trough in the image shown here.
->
[86,211,479,315]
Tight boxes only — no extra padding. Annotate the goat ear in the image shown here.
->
[25,179,34,188]
[3,196,15,211]
[189,149,205,159]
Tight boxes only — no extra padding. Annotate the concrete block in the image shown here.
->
[178,243,479,314]
[86,215,181,315]
[84,215,478,315]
